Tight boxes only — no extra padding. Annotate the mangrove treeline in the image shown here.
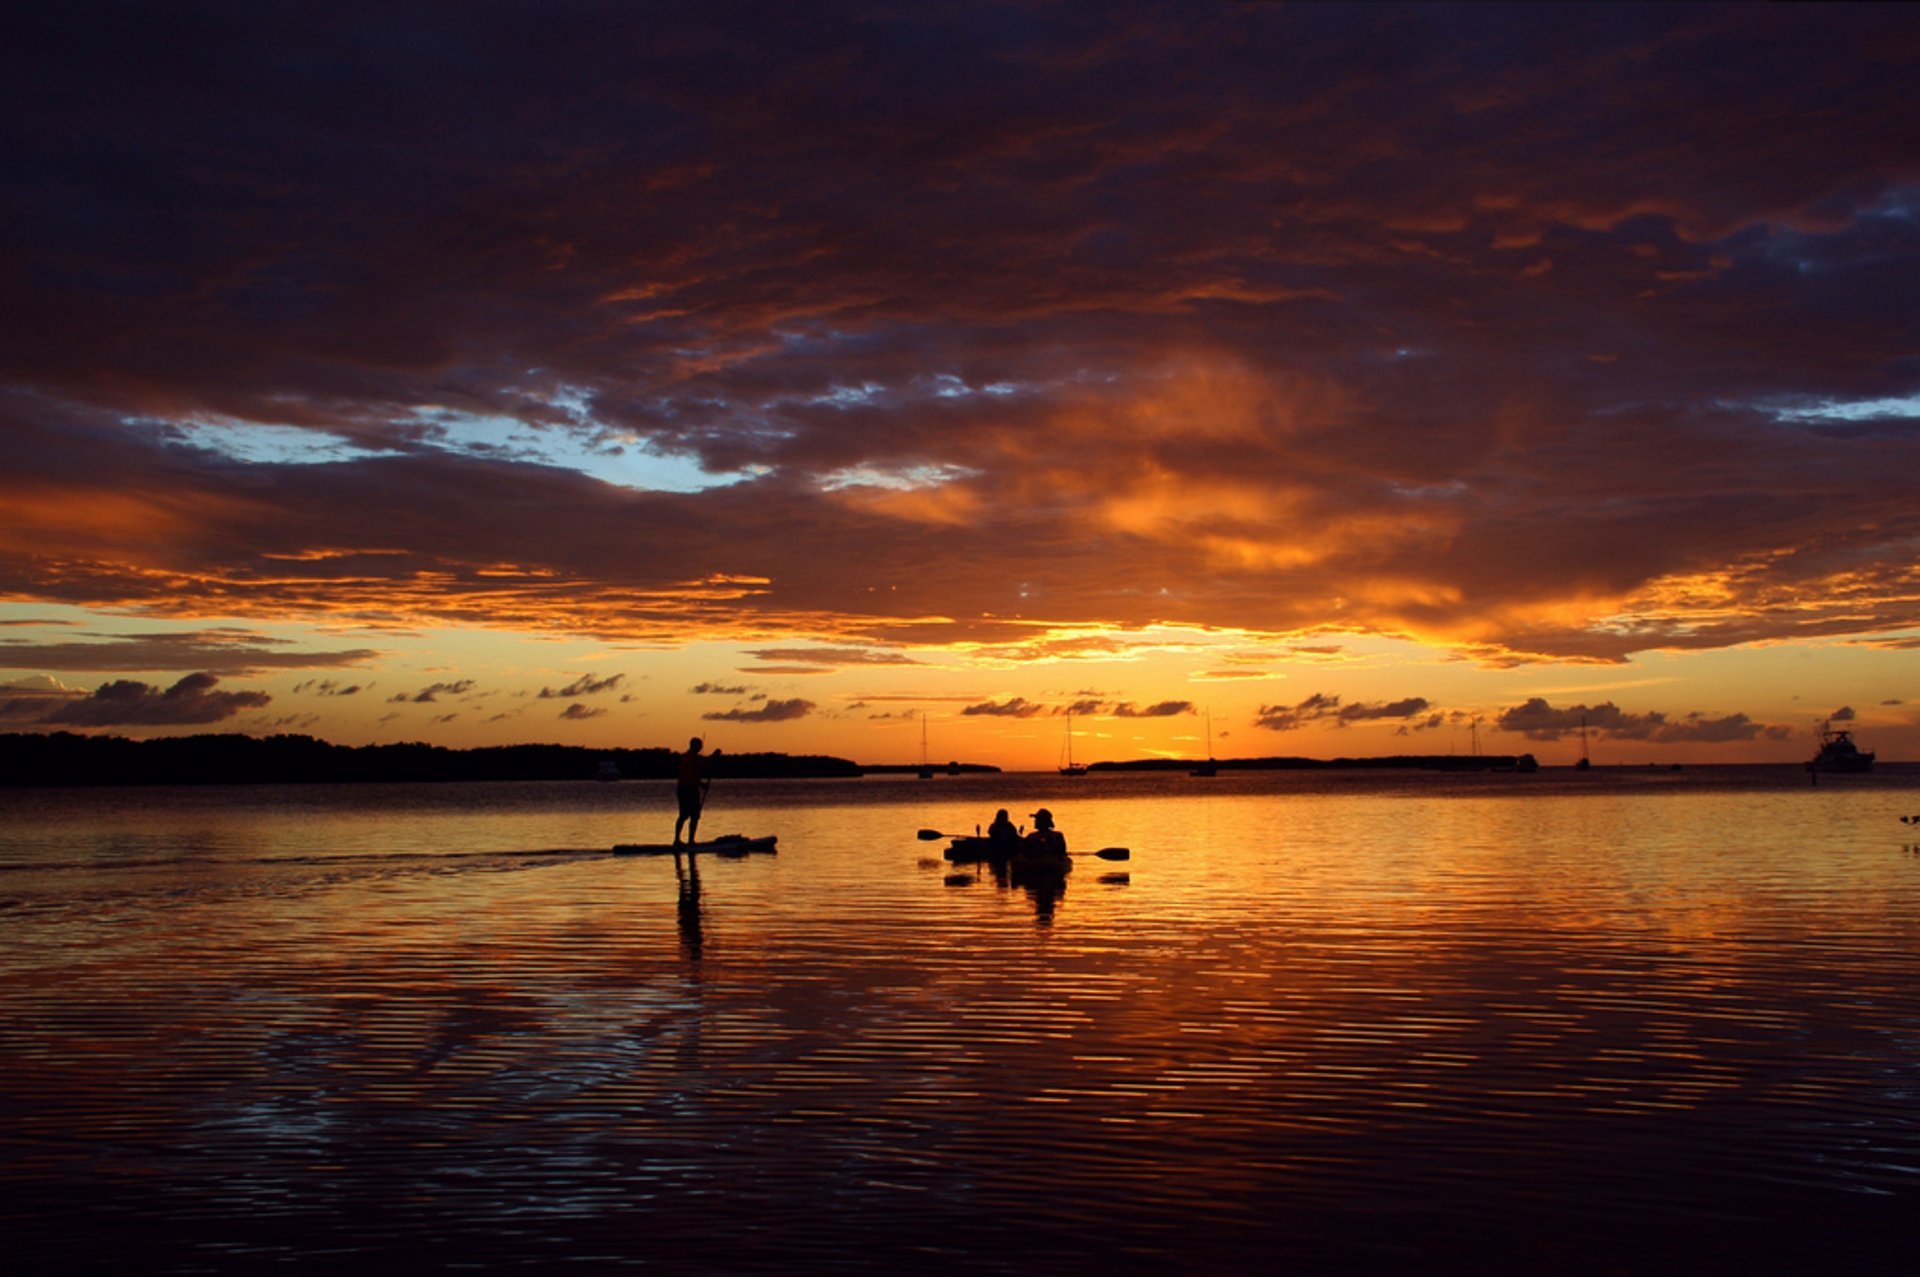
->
[0,732,874,787]
[1084,755,1539,773]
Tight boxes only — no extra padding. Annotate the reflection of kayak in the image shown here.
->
[612,834,778,857]
[1008,851,1070,880]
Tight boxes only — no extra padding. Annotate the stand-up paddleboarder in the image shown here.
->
[673,737,713,846]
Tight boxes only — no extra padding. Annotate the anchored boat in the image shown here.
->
[1059,711,1089,776]
[1807,723,1874,777]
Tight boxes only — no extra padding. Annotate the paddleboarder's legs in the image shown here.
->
[674,781,703,844]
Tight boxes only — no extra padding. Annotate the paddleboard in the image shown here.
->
[611,834,778,857]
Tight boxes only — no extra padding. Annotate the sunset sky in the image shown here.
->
[3,3,1918,769]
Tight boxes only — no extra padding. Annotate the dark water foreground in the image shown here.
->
[3,769,1918,1274]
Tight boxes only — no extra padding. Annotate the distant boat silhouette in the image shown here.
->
[918,712,934,780]
[1574,715,1591,770]
[595,759,621,782]
[1807,721,1873,778]
[1060,711,1088,776]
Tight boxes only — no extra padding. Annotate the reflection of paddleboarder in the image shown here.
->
[674,847,703,960]
[673,737,716,845]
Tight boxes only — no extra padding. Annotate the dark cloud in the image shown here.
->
[1339,697,1432,723]
[2,6,1918,668]
[1498,698,1645,740]
[263,713,321,731]
[692,682,750,695]
[703,697,815,723]
[36,672,270,727]
[1113,700,1195,718]
[538,673,625,698]
[0,631,377,674]
[746,649,921,667]
[1255,693,1432,731]
[0,677,85,723]
[1495,697,1784,743]
[1659,713,1791,745]
[962,697,1045,718]
[1255,693,1342,732]
[293,678,363,696]
[558,702,605,720]
[1830,705,1856,721]
[393,680,476,704]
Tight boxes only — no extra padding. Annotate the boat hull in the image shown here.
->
[943,838,1071,876]
[943,837,1020,863]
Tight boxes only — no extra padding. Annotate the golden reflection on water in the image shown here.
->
[3,771,1919,1273]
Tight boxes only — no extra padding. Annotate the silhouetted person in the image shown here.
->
[674,737,711,845]
[1025,808,1066,857]
[986,808,1021,853]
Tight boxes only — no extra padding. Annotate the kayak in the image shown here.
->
[611,834,778,857]
[942,836,1021,863]
[943,837,1070,875]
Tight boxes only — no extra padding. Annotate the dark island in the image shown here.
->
[861,761,1002,776]
[0,731,1542,787]
[0,732,887,787]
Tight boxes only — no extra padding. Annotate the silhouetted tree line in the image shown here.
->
[0,733,866,786]
[1086,754,1538,772]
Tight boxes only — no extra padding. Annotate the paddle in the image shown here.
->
[915,829,1130,861]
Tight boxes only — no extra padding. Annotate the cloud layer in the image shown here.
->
[32,673,271,727]
[4,5,1918,670]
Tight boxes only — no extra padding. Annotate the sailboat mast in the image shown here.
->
[1059,710,1088,775]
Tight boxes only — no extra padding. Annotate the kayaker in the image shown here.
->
[986,808,1021,853]
[1025,808,1067,857]
[673,737,713,845]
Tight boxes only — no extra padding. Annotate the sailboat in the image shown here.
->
[1190,709,1217,777]
[1574,714,1592,771]
[1059,711,1089,776]
[917,712,934,780]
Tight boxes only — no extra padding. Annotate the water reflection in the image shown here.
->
[3,771,1919,1274]
[673,847,704,961]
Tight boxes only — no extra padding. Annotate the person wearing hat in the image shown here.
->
[1025,808,1067,858]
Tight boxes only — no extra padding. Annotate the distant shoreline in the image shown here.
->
[0,731,1584,787]
[0,732,877,787]
[1081,754,1540,774]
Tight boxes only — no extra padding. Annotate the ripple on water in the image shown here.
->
[2,774,1919,1273]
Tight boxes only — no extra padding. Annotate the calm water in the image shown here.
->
[4,766,1919,1274]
